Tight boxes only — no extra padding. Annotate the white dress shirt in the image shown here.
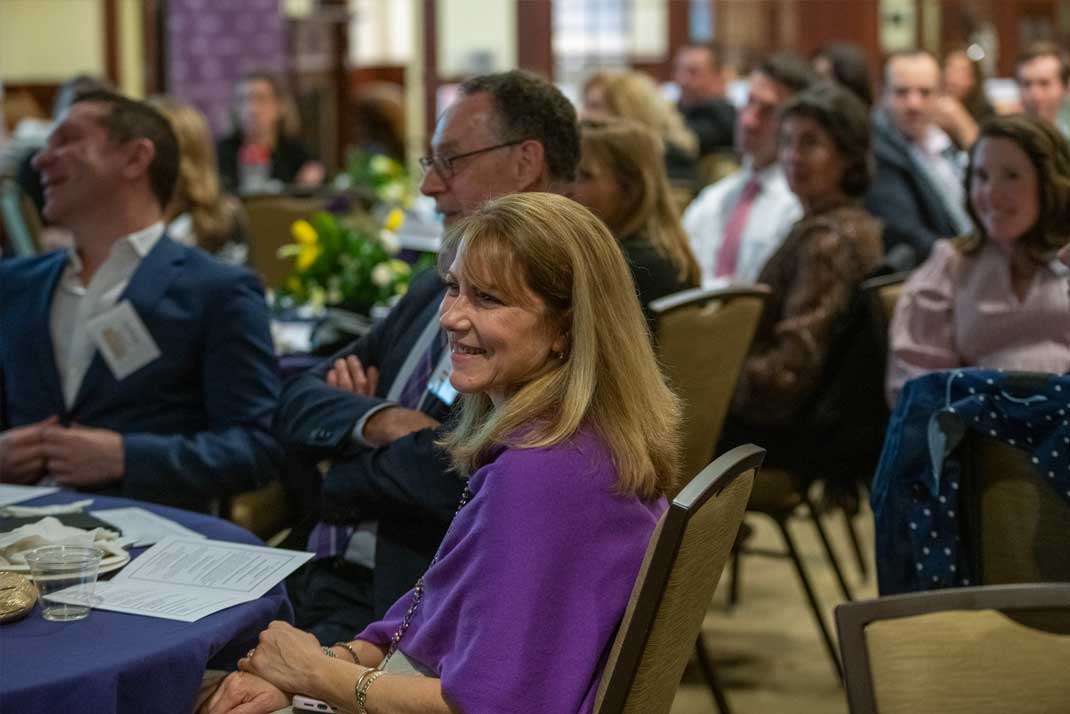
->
[683,161,802,286]
[908,125,972,235]
[50,223,165,407]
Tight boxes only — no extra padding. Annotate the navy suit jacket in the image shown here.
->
[275,268,463,616]
[0,237,282,511]
[864,109,961,261]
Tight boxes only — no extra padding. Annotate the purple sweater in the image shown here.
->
[356,427,667,713]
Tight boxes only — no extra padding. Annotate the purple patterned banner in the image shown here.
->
[167,0,289,134]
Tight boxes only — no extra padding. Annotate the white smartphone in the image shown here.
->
[292,695,336,713]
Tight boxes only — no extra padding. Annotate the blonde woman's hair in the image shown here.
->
[580,117,701,285]
[149,96,237,254]
[584,70,699,157]
[438,192,681,500]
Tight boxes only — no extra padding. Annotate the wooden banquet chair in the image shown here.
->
[695,150,741,187]
[650,285,770,491]
[650,285,768,710]
[227,480,292,545]
[958,430,1070,587]
[836,583,1070,714]
[593,444,764,714]
[861,271,908,337]
[729,270,906,681]
[240,194,325,290]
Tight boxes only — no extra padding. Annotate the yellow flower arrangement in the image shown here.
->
[277,208,433,314]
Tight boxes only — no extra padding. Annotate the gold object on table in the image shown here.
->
[0,572,37,624]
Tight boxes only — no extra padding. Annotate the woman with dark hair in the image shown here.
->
[887,114,1070,403]
[217,71,324,192]
[943,48,995,123]
[573,117,700,330]
[721,81,883,475]
[931,48,989,150]
[812,43,874,108]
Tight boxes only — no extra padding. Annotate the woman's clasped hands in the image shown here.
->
[203,621,355,714]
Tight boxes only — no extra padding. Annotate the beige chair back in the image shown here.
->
[668,184,697,216]
[696,151,741,187]
[958,433,1070,585]
[593,444,763,714]
[860,271,908,350]
[837,583,1070,714]
[241,194,325,289]
[651,286,769,490]
[227,480,291,541]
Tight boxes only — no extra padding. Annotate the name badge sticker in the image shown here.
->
[85,300,162,381]
[426,349,457,407]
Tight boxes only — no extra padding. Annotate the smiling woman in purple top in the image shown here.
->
[203,192,682,714]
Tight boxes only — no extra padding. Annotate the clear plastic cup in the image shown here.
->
[24,545,104,621]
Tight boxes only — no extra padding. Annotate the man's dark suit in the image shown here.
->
[864,109,961,262]
[275,269,464,626]
[679,99,737,155]
[0,237,282,511]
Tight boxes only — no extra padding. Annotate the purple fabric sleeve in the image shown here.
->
[356,428,666,713]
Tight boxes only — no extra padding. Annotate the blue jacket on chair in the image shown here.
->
[873,369,1070,594]
[0,237,282,511]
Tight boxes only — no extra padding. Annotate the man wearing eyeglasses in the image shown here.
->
[275,70,580,645]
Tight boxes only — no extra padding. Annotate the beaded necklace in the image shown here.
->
[377,483,474,670]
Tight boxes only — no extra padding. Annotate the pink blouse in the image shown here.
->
[887,238,1070,404]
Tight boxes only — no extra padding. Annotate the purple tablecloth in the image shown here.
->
[0,490,294,714]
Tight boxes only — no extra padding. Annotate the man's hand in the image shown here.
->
[363,406,440,447]
[0,416,59,483]
[934,95,979,149]
[41,423,124,486]
[326,355,379,397]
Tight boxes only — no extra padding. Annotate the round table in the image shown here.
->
[0,491,294,714]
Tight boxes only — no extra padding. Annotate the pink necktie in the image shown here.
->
[715,178,761,278]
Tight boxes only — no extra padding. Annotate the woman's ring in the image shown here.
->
[246,648,256,658]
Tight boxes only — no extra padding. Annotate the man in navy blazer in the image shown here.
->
[275,70,581,643]
[0,91,281,511]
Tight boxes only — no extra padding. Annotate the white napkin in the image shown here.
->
[0,516,128,566]
[1,499,94,517]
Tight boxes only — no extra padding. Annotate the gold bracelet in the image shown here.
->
[332,641,360,664]
[354,669,385,714]
[353,668,377,711]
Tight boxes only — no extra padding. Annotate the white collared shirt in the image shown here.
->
[50,223,165,407]
[683,161,802,286]
[908,125,972,234]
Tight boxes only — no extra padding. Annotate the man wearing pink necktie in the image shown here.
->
[684,53,816,285]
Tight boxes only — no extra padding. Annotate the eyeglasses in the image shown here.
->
[418,140,524,180]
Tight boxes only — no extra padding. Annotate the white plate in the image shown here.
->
[0,550,131,576]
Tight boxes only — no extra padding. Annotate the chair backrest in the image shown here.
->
[240,194,325,289]
[695,151,741,187]
[959,432,1070,586]
[668,183,697,216]
[593,444,764,714]
[651,286,769,488]
[836,583,1070,714]
[0,176,41,257]
[859,271,909,371]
